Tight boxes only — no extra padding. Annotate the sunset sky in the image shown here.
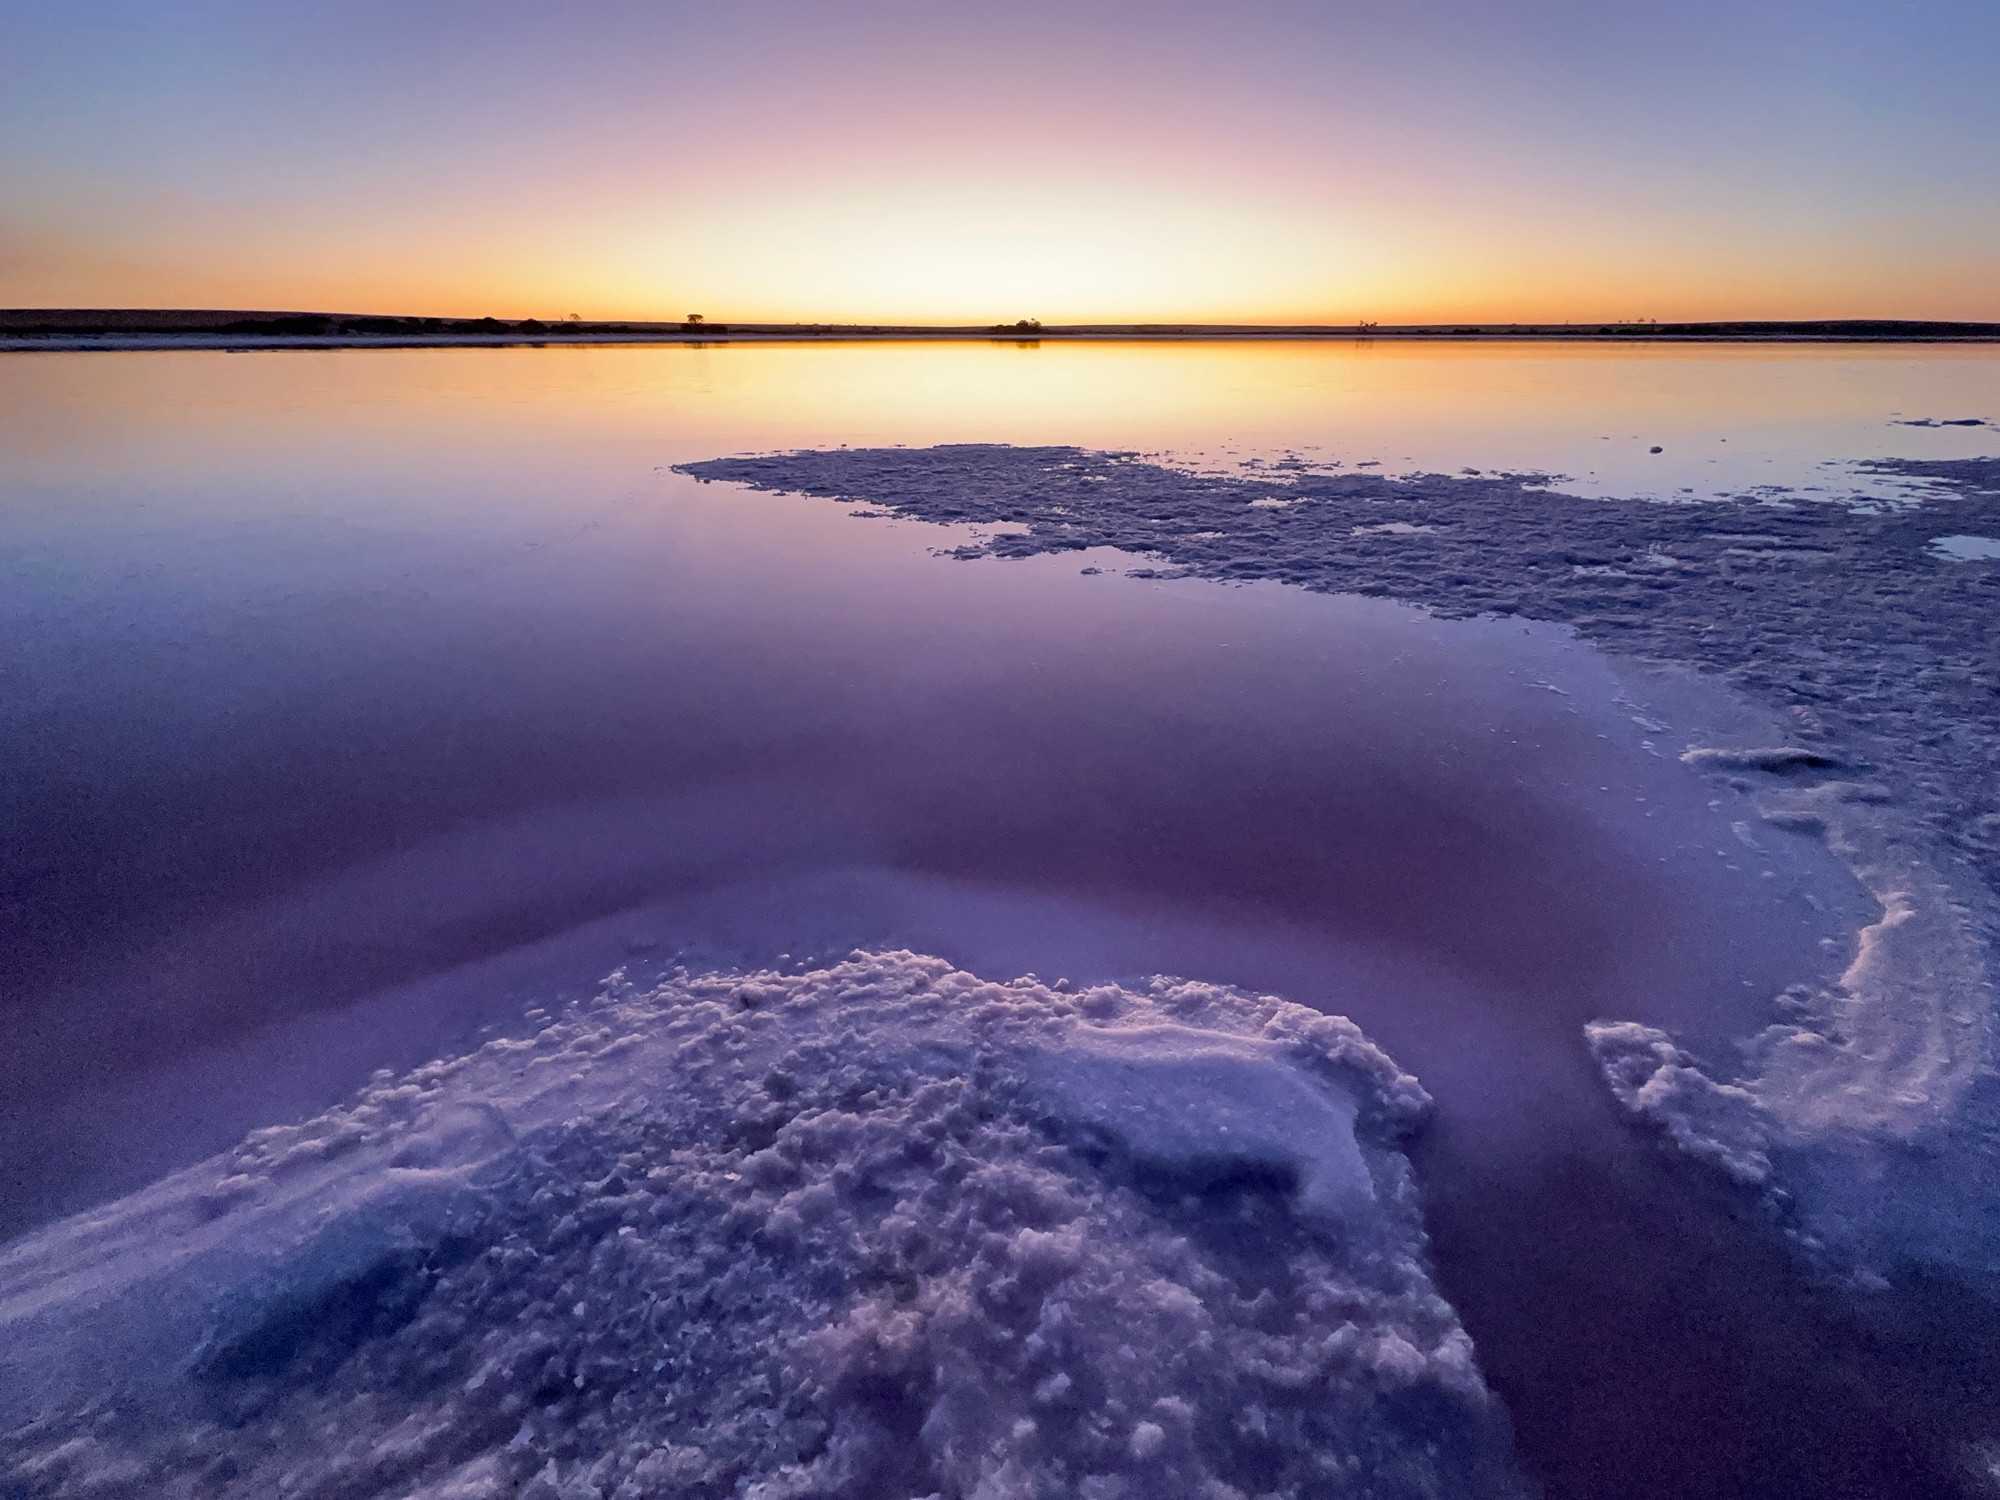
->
[3,0,1995,323]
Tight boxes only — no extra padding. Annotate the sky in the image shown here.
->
[2,0,1996,323]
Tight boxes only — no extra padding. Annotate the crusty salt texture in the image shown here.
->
[0,953,1525,1500]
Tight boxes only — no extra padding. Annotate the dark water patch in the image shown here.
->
[1413,1126,1970,1500]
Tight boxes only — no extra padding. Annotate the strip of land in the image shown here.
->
[5,308,1998,350]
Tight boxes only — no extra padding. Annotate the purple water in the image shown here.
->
[2,344,1989,1497]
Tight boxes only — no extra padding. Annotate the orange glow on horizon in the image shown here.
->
[7,6,1996,325]
[10,150,1996,326]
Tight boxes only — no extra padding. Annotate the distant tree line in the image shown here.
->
[0,313,733,338]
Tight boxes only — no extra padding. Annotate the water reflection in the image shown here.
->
[4,338,1996,501]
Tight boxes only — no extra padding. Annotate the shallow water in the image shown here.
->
[3,341,1995,1497]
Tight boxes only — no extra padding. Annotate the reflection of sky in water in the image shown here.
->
[4,340,1995,505]
[1105,343,1997,508]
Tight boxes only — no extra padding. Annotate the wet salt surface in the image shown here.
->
[3,345,1998,1499]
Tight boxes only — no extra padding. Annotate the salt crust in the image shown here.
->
[0,953,1526,1500]
[681,445,2000,1285]
[1590,772,2000,1278]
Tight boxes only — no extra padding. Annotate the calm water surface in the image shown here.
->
[4,341,1997,1497]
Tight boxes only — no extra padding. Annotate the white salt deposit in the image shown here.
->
[1020,1025,1376,1219]
[1590,763,1999,1280]
[0,953,1524,1500]
[1584,1020,1774,1185]
[1930,534,2000,561]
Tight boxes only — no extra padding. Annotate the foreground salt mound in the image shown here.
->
[0,953,1525,1500]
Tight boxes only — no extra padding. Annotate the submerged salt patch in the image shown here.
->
[1929,534,2000,562]
[0,953,1525,1500]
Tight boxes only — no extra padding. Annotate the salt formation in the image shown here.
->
[1590,767,2000,1281]
[0,954,1525,1500]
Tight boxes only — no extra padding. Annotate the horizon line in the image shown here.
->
[6,309,2000,350]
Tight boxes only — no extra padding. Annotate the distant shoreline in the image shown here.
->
[4,310,1999,351]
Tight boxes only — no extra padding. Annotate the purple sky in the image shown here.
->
[3,0,1995,320]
